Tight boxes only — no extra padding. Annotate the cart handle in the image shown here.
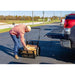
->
[31,27,40,29]
[26,27,41,46]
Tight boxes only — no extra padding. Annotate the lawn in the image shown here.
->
[0,20,37,24]
[0,19,60,33]
[0,28,11,33]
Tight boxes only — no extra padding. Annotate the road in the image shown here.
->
[0,22,75,64]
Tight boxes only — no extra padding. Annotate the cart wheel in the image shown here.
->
[22,54,27,58]
[26,41,28,44]
[36,47,40,56]
[33,51,36,59]
[18,49,22,55]
[39,47,40,55]
[22,54,25,57]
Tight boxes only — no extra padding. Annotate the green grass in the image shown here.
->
[0,19,60,24]
[0,20,37,24]
[30,19,60,27]
[0,19,60,33]
[0,28,11,33]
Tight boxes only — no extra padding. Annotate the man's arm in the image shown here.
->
[20,33,27,48]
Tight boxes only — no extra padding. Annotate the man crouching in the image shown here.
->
[9,24,31,59]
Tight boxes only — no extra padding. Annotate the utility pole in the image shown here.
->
[60,11,62,20]
[60,11,62,26]
[53,11,55,20]
[32,11,34,25]
[43,11,44,24]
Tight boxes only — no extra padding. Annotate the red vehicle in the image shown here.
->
[61,13,75,48]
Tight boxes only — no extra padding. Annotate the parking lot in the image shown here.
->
[0,22,75,64]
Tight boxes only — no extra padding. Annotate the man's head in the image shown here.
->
[25,25,31,32]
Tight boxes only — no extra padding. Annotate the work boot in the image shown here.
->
[15,55,19,59]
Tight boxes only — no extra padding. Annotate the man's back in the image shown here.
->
[9,24,26,37]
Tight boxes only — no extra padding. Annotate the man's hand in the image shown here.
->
[23,46,29,50]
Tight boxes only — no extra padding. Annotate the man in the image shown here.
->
[9,24,31,59]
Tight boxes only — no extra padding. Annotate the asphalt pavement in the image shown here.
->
[0,22,75,64]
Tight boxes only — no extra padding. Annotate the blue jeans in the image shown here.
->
[10,35,20,55]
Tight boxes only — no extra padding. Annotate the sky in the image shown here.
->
[0,11,75,17]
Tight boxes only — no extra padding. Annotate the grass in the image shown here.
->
[0,19,60,24]
[44,19,60,24]
[0,19,60,33]
[0,28,11,33]
[30,20,60,27]
[0,20,37,24]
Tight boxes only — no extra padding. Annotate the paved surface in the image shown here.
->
[0,22,75,64]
